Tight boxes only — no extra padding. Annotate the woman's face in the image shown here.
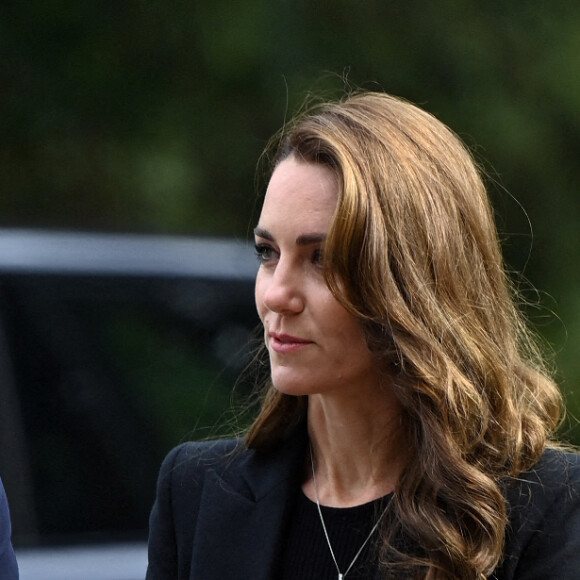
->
[254,155,380,398]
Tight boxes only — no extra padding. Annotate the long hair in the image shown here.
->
[245,92,562,579]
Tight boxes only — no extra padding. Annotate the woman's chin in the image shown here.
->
[270,370,318,397]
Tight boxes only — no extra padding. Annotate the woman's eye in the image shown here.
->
[312,248,324,266]
[254,243,275,263]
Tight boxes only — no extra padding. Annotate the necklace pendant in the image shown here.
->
[338,575,343,580]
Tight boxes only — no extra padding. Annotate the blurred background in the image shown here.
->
[1,0,579,569]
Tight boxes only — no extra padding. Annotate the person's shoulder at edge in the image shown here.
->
[493,446,580,579]
[0,477,19,580]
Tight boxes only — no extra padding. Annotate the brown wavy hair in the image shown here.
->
[245,92,562,579]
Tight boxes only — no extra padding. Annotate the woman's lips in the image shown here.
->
[268,332,313,353]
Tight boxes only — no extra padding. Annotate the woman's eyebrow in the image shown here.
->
[254,227,326,247]
[253,226,272,240]
[295,233,326,246]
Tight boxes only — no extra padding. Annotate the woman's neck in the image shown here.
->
[303,386,407,507]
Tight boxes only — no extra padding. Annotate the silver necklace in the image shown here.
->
[309,447,391,580]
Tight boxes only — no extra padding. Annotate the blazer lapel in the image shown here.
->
[190,427,308,580]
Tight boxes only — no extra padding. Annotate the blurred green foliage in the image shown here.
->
[1,1,579,438]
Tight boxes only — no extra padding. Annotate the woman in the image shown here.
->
[146,92,580,580]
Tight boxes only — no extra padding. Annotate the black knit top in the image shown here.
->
[277,491,391,580]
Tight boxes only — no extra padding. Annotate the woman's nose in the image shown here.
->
[261,261,304,315]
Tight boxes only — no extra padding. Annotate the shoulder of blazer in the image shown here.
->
[159,425,308,504]
[158,437,243,486]
[493,447,580,579]
[147,426,308,580]
[503,446,580,511]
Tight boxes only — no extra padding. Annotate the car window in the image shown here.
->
[0,271,258,546]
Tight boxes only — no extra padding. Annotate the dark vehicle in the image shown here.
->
[0,229,258,579]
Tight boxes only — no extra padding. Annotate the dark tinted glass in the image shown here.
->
[0,273,258,545]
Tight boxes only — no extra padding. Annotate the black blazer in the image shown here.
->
[146,430,580,580]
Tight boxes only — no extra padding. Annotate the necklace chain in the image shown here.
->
[309,445,391,580]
